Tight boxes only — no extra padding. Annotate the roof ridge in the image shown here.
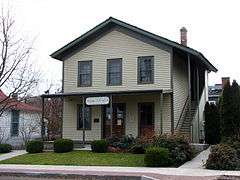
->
[50,17,217,72]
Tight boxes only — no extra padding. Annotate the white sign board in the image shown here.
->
[86,96,109,106]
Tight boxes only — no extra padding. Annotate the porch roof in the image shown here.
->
[41,89,169,98]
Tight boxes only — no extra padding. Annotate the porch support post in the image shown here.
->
[187,54,192,140]
[160,92,163,134]
[82,96,85,146]
[41,96,45,140]
[196,66,200,141]
[110,95,113,137]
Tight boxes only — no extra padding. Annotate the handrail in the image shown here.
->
[175,95,189,130]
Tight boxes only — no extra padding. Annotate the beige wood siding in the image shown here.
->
[63,29,171,93]
[173,54,189,128]
[62,97,102,141]
[62,93,172,141]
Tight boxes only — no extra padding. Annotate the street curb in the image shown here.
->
[0,171,141,180]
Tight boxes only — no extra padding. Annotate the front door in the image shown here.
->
[102,103,126,138]
[138,102,154,137]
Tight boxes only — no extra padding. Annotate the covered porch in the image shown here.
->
[41,90,173,143]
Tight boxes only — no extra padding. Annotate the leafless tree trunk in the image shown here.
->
[19,113,41,145]
[0,127,9,143]
[0,8,40,117]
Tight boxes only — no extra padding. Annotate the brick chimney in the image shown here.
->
[180,27,187,46]
[222,77,230,88]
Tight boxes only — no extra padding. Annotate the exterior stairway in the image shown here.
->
[179,101,197,135]
[175,99,197,137]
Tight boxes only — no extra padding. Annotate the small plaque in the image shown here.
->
[94,118,99,123]
[117,119,122,126]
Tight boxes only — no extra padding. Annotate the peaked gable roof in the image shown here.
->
[51,17,217,72]
[0,90,41,112]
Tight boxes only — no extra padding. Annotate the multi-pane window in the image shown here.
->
[107,58,122,86]
[11,110,19,136]
[138,56,154,84]
[78,61,92,87]
[77,105,91,130]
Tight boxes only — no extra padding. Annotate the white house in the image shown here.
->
[0,90,42,147]
[43,17,217,143]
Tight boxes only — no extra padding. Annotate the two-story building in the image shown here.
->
[43,17,217,143]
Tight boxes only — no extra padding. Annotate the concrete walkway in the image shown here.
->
[179,147,211,169]
[0,150,27,161]
[0,164,239,179]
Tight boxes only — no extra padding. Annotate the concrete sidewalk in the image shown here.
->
[179,147,210,169]
[0,164,239,180]
[0,150,26,161]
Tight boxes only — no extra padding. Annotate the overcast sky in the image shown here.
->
[1,0,240,94]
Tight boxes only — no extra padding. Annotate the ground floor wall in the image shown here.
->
[62,93,172,141]
[0,111,42,147]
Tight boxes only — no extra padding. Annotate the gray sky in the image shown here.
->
[2,0,240,94]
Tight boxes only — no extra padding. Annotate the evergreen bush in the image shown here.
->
[26,140,43,153]
[0,144,12,153]
[204,102,221,144]
[91,139,108,153]
[206,144,239,170]
[54,139,73,153]
[144,147,169,167]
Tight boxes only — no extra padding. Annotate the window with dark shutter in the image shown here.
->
[11,110,19,136]
[78,61,92,87]
[138,56,154,84]
[77,105,91,130]
[107,58,122,86]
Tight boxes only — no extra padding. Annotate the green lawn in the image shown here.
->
[0,151,145,167]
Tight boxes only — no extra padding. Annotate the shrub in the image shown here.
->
[91,140,108,153]
[153,134,194,166]
[129,144,145,154]
[224,138,240,159]
[54,139,73,153]
[0,144,12,153]
[106,135,136,150]
[231,141,240,159]
[144,147,170,167]
[204,102,221,144]
[206,144,239,170]
[26,140,43,153]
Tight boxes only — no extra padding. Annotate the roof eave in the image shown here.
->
[50,17,218,72]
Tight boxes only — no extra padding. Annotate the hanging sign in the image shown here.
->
[86,96,109,106]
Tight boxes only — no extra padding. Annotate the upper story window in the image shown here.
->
[11,110,19,136]
[138,56,154,84]
[78,61,92,87]
[107,58,122,86]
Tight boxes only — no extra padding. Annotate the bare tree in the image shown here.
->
[19,113,41,145]
[25,82,62,140]
[0,127,9,143]
[0,8,40,116]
